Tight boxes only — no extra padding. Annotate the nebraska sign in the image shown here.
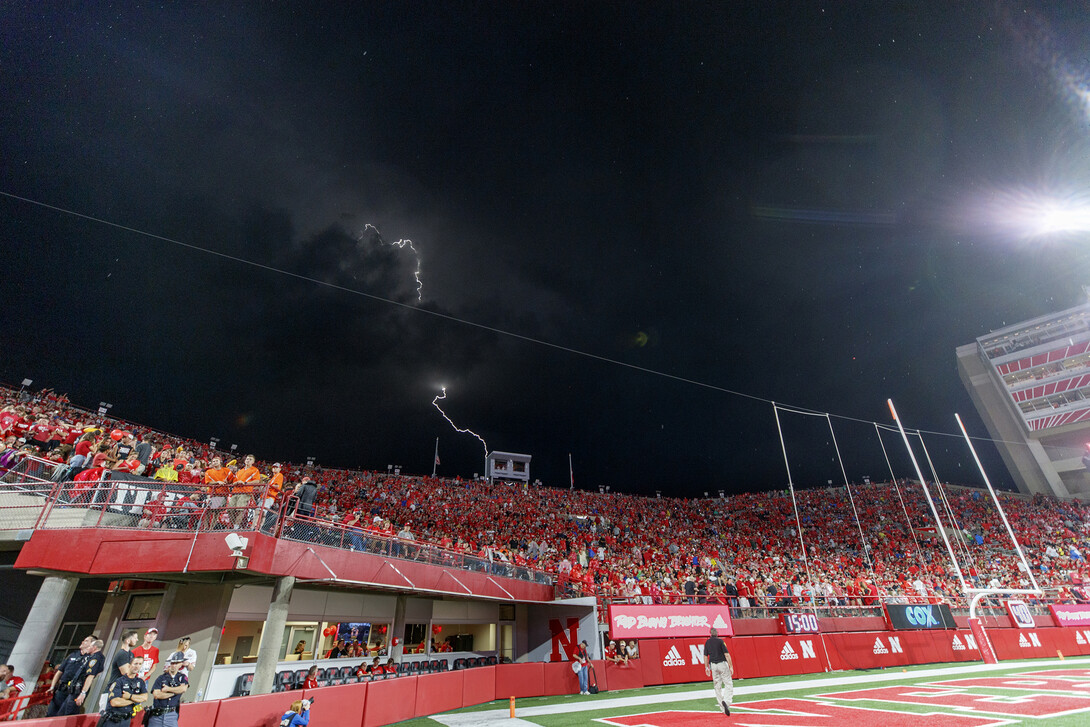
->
[609,605,734,639]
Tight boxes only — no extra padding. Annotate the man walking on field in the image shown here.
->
[703,627,734,716]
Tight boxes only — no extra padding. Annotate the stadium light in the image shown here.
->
[979,189,1090,238]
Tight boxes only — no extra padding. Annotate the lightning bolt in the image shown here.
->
[358,223,423,301]
[432,387,488,458]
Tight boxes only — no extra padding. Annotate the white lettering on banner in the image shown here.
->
[952,635,965,651]
[662,646,685,667]
[1078,631,1087,645]
[873,638,888,655]
[688,645,705,665]
[1019,633,1030,648]
[780,642,798,660]
[800,640,816,659]
[965,634,978,650]
[615,615,637,630]
[1050,606,1090,627]
[1030,632,1041,647]
[889,637,903,654]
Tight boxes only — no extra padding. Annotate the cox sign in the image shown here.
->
[886,603,957,630]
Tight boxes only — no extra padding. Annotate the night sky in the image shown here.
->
[4,3,1090,497]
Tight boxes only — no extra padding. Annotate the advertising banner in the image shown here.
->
[885,603,957,630]
[1049,604,1090,628]
[608,605,734,639]
[1005,600,1035,629]
[650,637,710,684]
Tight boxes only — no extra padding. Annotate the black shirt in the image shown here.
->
[107,648,132,687]
[704,636,729,664]
[151,671,188,709]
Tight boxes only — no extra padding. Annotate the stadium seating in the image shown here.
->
[3,384,1089,618]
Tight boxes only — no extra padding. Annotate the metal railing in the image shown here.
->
[0,476,553,587]
[278,513,555,586]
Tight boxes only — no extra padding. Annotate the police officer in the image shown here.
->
[103,655,148,723]
[147,653,189,727]
[47,635,94,716]
[57,638,104,715]
[47,636,104,716]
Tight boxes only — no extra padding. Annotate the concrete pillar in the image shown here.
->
[391,594,407,661]
[251,576,295,695]
[7,576,77,685]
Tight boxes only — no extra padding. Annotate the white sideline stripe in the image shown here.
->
[430,657,1090,727]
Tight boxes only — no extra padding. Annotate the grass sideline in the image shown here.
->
[396,656,1090,726]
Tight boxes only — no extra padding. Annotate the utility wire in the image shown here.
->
[0,189,1052,453]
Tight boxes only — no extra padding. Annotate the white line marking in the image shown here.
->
[430,657,1090,726]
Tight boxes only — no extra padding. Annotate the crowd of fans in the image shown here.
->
[2,386,1089,615]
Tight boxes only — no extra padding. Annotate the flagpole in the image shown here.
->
[569,452,574,490]
[432,437,439,477]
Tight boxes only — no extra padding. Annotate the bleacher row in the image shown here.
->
[233,656,507,696]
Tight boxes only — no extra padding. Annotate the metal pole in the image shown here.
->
[887,399,969,592]
[955,413,1043,595]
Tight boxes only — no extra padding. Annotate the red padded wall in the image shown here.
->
[213,692,291,727]
[495,663,544,699]
[362,676,419,727]
[414,670,463,717]
[302,681,368,727]
[179,700,221,727]
[542,660,581,695]
[461,665,496,706]
[604,660,645,691]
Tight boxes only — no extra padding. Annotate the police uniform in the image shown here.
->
[46,649,84,716]
[48,650,103,716]
[103,673,147,723]
[147,669,188,727]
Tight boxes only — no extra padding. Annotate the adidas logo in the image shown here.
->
[662,646,685,667]
[1078,631,1087,645]
[713,614,729,630]
[952,635,965,651]
[873,638,888,655]
[1019,633,1030,648]
[780,642,799,660]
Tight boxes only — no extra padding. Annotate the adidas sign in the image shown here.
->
[780,642,799,660]
[662,646,685,666]
[1078,631,1087,646]
[713,614,730,630]
[952,635,965,651]
[1018,633,1030,648]
[873,638,889,655]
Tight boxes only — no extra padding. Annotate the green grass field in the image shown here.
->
[398,657,1090,726]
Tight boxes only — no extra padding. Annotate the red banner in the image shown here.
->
[608,605,734,639]
[1050,604,1090,628]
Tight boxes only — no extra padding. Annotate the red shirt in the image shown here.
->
[132,645,160,680]
[302,677,318,689]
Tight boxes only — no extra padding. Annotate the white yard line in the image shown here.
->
[430,657,1090,727]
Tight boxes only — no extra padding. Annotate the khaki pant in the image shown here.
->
[710,660,733,711]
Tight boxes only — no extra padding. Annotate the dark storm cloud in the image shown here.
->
[4,2,1090,493]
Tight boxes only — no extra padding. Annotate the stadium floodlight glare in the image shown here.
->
[986,189,1090,238]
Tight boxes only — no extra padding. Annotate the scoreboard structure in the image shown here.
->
[957,300,1090,499]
